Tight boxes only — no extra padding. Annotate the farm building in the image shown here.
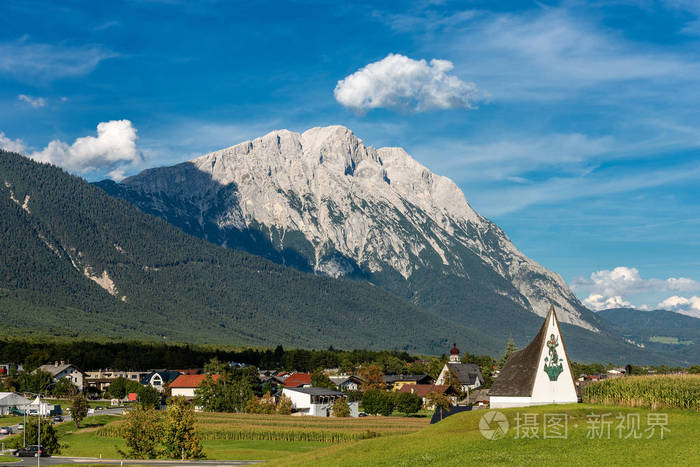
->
[0,392,31,415]
[489,305,578,408]
[281,387,359,417]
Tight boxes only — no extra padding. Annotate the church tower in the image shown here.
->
[449,342,461,363]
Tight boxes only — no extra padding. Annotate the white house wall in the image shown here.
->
[490,396,537,408]
[529,312,578,405]
[171,388,196,398]
[282,389,311,410]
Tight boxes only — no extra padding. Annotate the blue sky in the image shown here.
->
[1,0,699,316]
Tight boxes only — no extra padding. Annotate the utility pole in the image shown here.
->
[37,393,41,467]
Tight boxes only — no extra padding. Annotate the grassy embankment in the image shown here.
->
[276,404,700,466]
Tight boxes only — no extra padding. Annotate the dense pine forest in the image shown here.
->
[0,150,495,354]
[0,151,695,364]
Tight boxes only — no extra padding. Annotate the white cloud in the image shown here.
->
[18,94,46,108]
[0,132,27,153]
[334,53,480,114]
[573,267,700,313]
[574,266,700,297]
[29,120,142,175]
[657,296,700,318]
[583,294,632,311]
[0,37,116,82]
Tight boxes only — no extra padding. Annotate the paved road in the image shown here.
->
[1,408,124,440]
[2,457,261,466]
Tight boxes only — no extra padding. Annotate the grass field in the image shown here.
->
[275,404,700,466]
[0,415,22,426]
[60,413,429,461]
[95,412,429,443]
[18,402,700,465]
[649,336,693,345]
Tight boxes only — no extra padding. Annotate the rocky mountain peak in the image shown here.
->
[116,125,598,332]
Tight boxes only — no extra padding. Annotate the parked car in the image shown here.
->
[0,426,11,435]
[16,423,24,431]
[14,445,47,457]
[52,416,64,423]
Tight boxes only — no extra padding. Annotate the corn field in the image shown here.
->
[97,412,429,443]
[581,374,700,411]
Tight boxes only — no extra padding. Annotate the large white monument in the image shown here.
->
[489,305,578,409]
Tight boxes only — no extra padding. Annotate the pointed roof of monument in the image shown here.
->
[489,305,574,397]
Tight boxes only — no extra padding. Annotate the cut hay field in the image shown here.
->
[60,412,429,461]
[276,404,700,466]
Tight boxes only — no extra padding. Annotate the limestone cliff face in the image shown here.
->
[114,125,597,331]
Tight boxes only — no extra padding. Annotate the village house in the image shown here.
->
[281,386,358,417]
[489,305,578,408]
[140,370,182,392]
[283,372,312,388]
[382,374,432,391]
[0,392,31,416]
[397,384,458,407]
[467,388,490,407]
[328,375,363,391]
[170,374,220,399]
[84,369,150,392]
[436,344,484,393]
[37,361,84,391]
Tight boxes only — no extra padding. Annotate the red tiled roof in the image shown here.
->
[398,384,450,397]
[283,372,312,387]
[170,374,220,388]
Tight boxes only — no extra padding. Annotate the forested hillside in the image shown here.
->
[0,150,493,354]
[0,151,693,364]
[596,308,699,362]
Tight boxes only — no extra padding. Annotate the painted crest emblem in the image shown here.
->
[543,333,564,381]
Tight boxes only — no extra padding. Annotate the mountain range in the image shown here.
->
[0,125,696,364]
[0,149,489,353]
[94,125,693,364]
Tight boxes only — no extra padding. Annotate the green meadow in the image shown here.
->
[6,399,699,465]
[275,405,700,466]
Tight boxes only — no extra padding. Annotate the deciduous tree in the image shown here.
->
[162,397,204,460]
[358,365,385,391]
[137,385,161,409]
[52,377,76,397]
[311,369,336,390]
[395,392,422,415]
[277,394,292,415]
[332,398,351,417]
[71,394,88,428]
[120,407,163,459]
[16,417,60,455]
